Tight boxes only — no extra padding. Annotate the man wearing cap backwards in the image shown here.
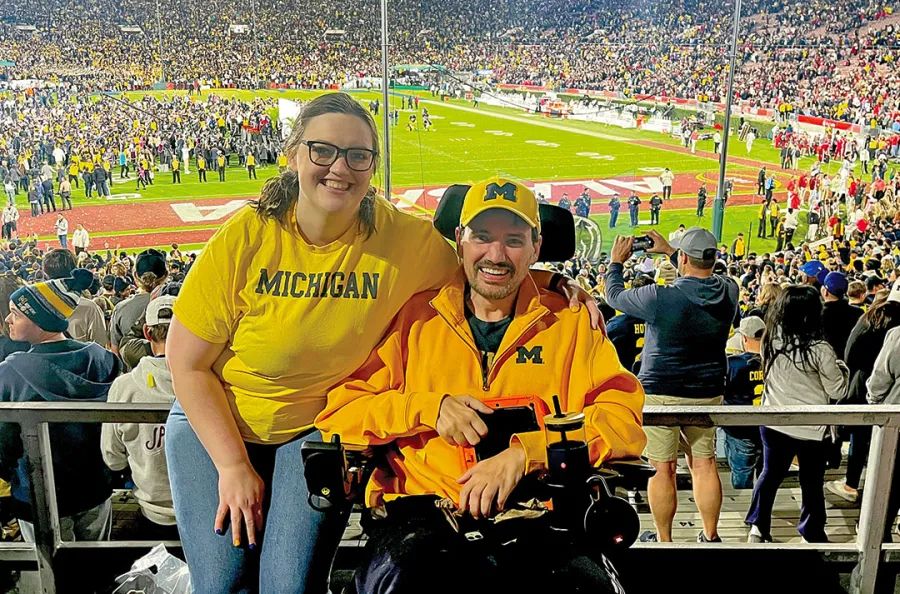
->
[109,249,169,355]
[606,227,739,544]
[317,177,645,594]
[102,294,179,540]
[0,269,121,541]
[723,317,766,490]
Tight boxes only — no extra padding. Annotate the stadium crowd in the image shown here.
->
[1,0,900,124]
[0,85,282,202]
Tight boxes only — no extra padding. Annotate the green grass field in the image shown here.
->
[95,88,841,254]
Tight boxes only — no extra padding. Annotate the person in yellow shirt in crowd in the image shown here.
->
[217,154,226,182]
[165,93,599,593]
[757,202,767,238]
[68,159,80,188]
[731,232,746,261]
[197,155,207,183]
[247,152,257,180]
[768,200,780,238]
[171,157,181,184]
[316,178,645,594]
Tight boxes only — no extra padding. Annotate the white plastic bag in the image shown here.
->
[111,543,192,594]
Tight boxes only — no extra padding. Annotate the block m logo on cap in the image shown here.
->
[483,182,518,203]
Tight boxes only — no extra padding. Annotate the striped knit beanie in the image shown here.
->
[10,268,93,332]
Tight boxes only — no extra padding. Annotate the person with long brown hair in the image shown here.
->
[165,92,598,593]
[745,285,849,543]
[826,295,900,502]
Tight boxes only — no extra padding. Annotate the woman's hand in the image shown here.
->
[215,460,265,549]
[557,276,603,331]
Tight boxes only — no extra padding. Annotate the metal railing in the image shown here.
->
[1,402,899,594]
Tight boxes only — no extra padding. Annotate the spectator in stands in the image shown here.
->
[605,227,739,543]
[822,272,863,358]
[0,276,29,359]
[0,270,120,542]
[723,317,766,489]
[865,315,900,539]
[316,179,644,594]
[746,286,849,543]
[118,282,182,371]
[109,249,168,355]
[848,281,868,309]
[165,93,601,592]
[42,249,107,347]
[606,274,653,372]
[827,293,900,503]
[102,294,179,540]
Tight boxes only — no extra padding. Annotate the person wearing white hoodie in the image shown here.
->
[101,295,178,539]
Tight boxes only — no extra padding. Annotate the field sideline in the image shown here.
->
[35,88,830,255]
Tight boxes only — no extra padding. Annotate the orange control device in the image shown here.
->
[458,395,552,470]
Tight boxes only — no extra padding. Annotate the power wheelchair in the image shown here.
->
[302,396,655,594]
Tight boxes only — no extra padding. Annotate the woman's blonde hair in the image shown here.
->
[758,282,783,308]
[252,93,380,237]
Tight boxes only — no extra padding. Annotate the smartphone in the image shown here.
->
[632,236,654,252]
[474,406,541,462]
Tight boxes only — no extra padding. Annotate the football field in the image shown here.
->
[34,88,833,256]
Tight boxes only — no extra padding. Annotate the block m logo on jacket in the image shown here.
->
[516,345,544,364]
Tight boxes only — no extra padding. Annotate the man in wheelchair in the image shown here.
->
[315,178,646,594]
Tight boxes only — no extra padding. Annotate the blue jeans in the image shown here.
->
[609,210,618,228]
[166,401,348,593]
[629,207,638,227]
[58,234,67,249]
[724,431,762,489]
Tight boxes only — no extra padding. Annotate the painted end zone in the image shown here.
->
[15,170,792,251]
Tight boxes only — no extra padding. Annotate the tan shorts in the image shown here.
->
[643,394,723,463]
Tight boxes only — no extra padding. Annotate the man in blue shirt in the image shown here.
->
[723,316,765,489]
[606,274,653,372]
[608,194,620,228]
[628,193,641,227]
[606,227,739,543]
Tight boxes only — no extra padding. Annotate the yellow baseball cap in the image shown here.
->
[459,178,540,232]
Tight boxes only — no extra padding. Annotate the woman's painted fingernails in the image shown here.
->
[248,543,256,551]
[233,540,241,547]
[215,528,223,536]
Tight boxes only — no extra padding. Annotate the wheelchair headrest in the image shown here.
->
[433,184,576,263]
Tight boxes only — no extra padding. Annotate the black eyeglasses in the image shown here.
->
[300,140,376,172]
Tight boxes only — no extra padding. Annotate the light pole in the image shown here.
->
[712,0,741,242]
[380,0,391,199]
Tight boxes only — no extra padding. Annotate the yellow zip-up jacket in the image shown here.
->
[316,268,646,507]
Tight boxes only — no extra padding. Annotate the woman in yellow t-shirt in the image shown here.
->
[166,93,595,593]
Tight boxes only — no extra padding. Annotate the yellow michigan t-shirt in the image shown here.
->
[174,198,458,444]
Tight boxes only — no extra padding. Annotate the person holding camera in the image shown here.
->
[606,228,739,543]
[316,178,646,594]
